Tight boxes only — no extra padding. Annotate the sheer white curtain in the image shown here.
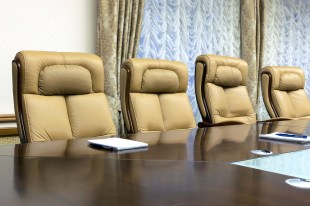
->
[137,0,241,122]
[258,0,310,120]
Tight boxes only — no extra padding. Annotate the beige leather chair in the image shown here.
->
[12,51,116,143]
[261,66,310,119]
[195,54,256,126]
[120,58,197,134]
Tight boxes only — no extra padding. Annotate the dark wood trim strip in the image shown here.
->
[13,59,27,143]
[122,66,135,134]
[195,61,212,124]
[0,127,18,137]
[261,71,279,117]
[0,114,16,122]
[198,121,245,128]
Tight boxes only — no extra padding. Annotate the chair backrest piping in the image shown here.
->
[261,71,279,117]
[195,60,212,124]
[12,59,27,143]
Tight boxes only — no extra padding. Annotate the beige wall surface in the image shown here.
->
[0,0,97,114]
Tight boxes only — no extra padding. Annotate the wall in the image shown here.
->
[0,0,97,114]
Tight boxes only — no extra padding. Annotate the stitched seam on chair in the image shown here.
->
[129,93,138,133]
[157,60,178,130]
[235,61,244,86]
[141,70,147,92]
[65,96,74,138]
[157,60,181,92]
[158,94,167,131]
[220,112,256,119]
[185,94,197,128]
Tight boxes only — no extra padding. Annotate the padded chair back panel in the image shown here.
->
[66,93,116,138]
[121,58,196,133]
[261,66,310,118]
[206,84,256,123]
[159,93,196,130]
[23,94,73,141]
[195,54,256,124]
[129,93,165,132]
[13,51,116,143]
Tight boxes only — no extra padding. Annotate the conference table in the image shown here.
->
[0,119,310,205]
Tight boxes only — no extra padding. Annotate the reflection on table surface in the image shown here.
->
[2,156,308,206]
[0,121,308,162]
[259,118,310,129]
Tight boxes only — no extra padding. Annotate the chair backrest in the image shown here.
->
[120,58,196,134]
[195,54,256,124]
[261,66,310,118]
[12,51,116,143]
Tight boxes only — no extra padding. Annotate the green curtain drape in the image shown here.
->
[96,0,144,134]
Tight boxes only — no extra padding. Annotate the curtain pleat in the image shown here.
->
[97,0,144,134]
[240,0,259,111]
[240,0,269,120]
[136,0,241,122]
[256,0,270,120]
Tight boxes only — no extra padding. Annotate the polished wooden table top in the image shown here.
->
[1,122,309,162]
[1,121,310,205]
[0,156,309,206]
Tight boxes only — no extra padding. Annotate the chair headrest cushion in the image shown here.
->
[214,66,242,87]
[39,65,92,95]
[122,58,188,93]
[279,73,303,91]
[141,69,179,93]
